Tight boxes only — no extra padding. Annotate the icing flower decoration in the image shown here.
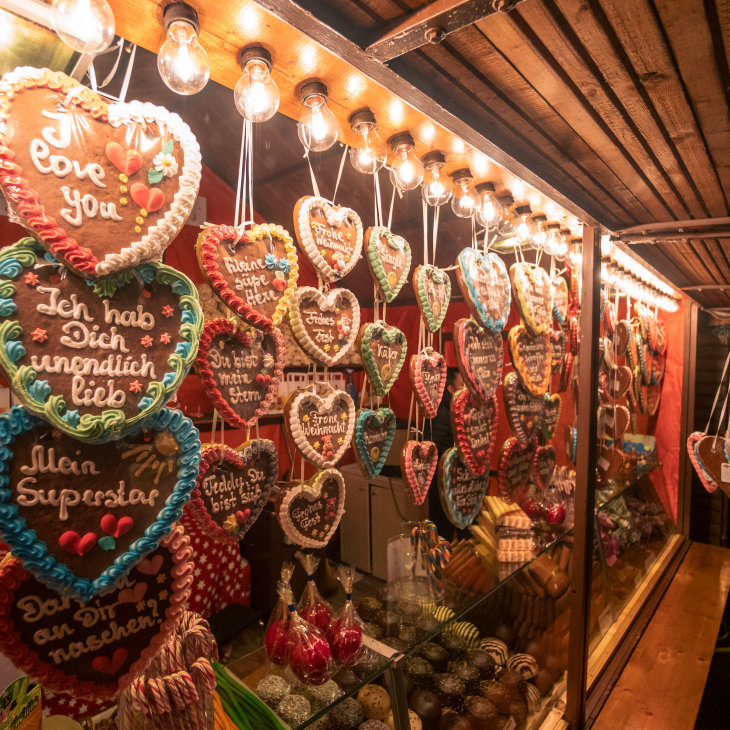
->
[262,352,275,369]
[152,152,178,178]
[265,253,278,270]
[331,251,346,271]
[278,258,291,273]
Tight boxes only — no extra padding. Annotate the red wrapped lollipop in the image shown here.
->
[327,565,364,667]
[296,551,333,635]
[263,562,295,666]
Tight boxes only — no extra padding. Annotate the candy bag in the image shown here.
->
[264,562,295,666]
[327,565,364,666]
[296,551,333,635]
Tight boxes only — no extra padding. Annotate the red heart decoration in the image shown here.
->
[105,142,126,172]
[100,514,135,539]
[451,388,498,475]
[125,149,143,176]
[236,509,251,524]
[454,318,504,401]
[498,437,535,503]
[118,582,147,604]
[58,531,97,557]
[503,372,545,445]
[92,648,128,676]
[137,555,163,575]
[401,440,438,505]
[410,348,447,419]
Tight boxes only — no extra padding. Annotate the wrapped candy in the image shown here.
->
[264,562,295,666]
[296,551,333,635]
[327,565,364,667]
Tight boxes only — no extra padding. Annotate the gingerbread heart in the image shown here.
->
[410,348,447,419]
[541,394,562,441]
[550,329,566,375]
[0,238,202,443]
[439,447,488,529]
[0,68,201,279]
[532,444,556,489]
[276,468,345,549]
[655,319,667,355]
[627,322,643,371]
[285,389,355,468]
[400,440,438,505]
[510,262,551,335]
[597,445,624,480]
[293,196,363,281]
[602,298,616,335]
[196,318,284,429]
[358,322,407,397]
[639,342,653,386]
[508,324,552,397]
[353,408,396,477]
[413,264,451,332]
[498,437,535,502]
[288,286,360,367]
[636,380,662,416]
[503,372,545,445]
[190,440,277,540]
[455,248,511,332]
[615,320,629,355]
[454,318,504,401]
[0,524,193,698]
[688,432,730,495]
[365,226,411,302]
[196,223,298,331]
[605,365,633,400]
[651,351,665,385]
[599,404,630,439]
[551,276,569,324]
[451,388,498,475]
[559,352,573,393]
[0,405,199,601]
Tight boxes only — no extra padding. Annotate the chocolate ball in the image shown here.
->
[465,648,496,679]
[400,624,418,644]
[534,668,555,696]
[499,669,527,700]
[419,642,449,672]
[448,660,480,695]
[358,597,384,622]
[415,614,441,638]
[334,667,360,691]
[331,697,366,729]
[403,655,435,689]
[385,709,423,730]
[439,632,466,659]
[464,696,498,730]
[359,721,390,730]
[439,716,473,730]
[508,699,528,722]
[479,680,512,713]
[432,673,466,712]
[409,689,442,729]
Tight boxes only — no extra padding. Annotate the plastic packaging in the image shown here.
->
[327,565,364,666]
[264,562,295,666]
[295,551,333,635]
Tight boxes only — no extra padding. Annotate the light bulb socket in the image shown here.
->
[299,80,328,103]
[389,131,415,151]
[532,213,547,222]
[475,181,496,195]
[498,193,514,206]
[450,167,472,183]
[349,108,376,130]
[547,222,561,230]
[239,45,272,72]
[515,204,532,216]
[560,228,572,237]
[421,150,446,167]
[570,237,583,245]
[162,2,200,34]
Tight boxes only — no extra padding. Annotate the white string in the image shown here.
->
[432,205,440,265]
[422,199,428,268]
[705,351,730,434]
[233,119,246,229]
[374,171,383,228]
[331,145,348,203]
[118,44,136,103]
[87,62,97,92]
[99,39,125,87]
[388,183,396,230]
[306,152,321,198]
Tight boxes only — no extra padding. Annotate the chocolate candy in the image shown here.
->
[357,684,391,721]
[465,648,496,679]
[432,673,466,712]
[419,642,449,672]
[404,655,435,689]
[464,696,498,729]
[448,660,480,694]
[409,689,442,730]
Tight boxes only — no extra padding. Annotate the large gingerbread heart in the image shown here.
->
[190,440,277,540]
[510,262,551,335]
[288,286,360,367]
[541,394,562,441]
[453,318,504,401]
[0,68,201,280]
[410,348,447,419]
[0,405,199,600]
[503,372,545,445]
[605,365,633,400]
[688,432,730,495]
[615,320,629,355]
[451,388,497,475]
[196,223,298,331]
[598,404,630,440]
[455,248,511,332]
[531,444,556,489]
[597,445,624,480]
[551,276,569,324]
[365,226,411,302]
[358,322,407,397]
[293,196,363,281]
[276,468,345,549]
[0,238,201,443]
[413,264,451,332]
[439,447,488,529]
[508,324,552,397]
[400,440,438,505]
[285,389,355,468]
[353,408,396,477]
[550,328,566,375]
[196,318,284,429]
[0,524,193,698]
[498,437,535,502]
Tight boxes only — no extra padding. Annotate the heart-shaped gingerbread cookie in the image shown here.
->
[353,407,396,477]
[0,68,201,279]
[196,223,298,331]
[454,318,504,401]
[439,447,488,529]
[0,238,202,443]
[196,318,284,429]
[541,394,562,441]
[508,324,552,397]
[288,286,360,367]
[498,437,535,502]
[358,322,407,397]
[410,348,447,419]
[550,329,566,375]
[605,365,633,400]
[456,248,511,332]
[451,388,498,475]
[510,262,551,335]
[401,440,438,505]
[503,372,545,445]
[414,264,451,332]
[276,468,345,549]
[597,445,624,480]
[615,320,629,355]
[598,404,630,440]
[294,196,363,281]
[551,276,569,324]
[365,226,411,302]
[285,389,355,468]
[688,432,730,495]
[532,445,556,489]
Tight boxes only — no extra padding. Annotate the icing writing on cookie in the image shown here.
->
[358,322,407,397]
[353,408,396,477]
[365,226,411,302]
[413,265,451,332]
[454,318,504,401]
[456,248,511,332]
[401,440,438,505]
[439,447,487,528]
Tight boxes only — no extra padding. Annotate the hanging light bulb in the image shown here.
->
[557,228,571,261]
[497,193,517,237]
[297,81,339,152]
[532,214,548,250]
[514,204,536,247]
[389,132,423,191]
[53,0,115,54]
[450,169,476,218]
[544,223,563,257]
[348,108,387,174]
[567,237,583,269]
[475,182,503,229]
[233,45,279,122]
[158,3,210,95]
[421,151,452,206]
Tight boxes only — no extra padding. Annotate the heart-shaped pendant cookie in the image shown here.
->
[550,329,566,375]
[455,248,511,332]
[510,262,551,335]
[353,407,396,477]
[190,440,277,540]
[196,318,284,429]
[276,468,345,548]
[602,298,616,335]
[400,440,438,505]
[413,264,451,332]
[597,446,624,480]
[0,238,202,443]
[358,322,407,397]
[0,524,193,698]
[688,432,730,494]
[541,394,562,441]
[551,276,569,324]
[196,223,298,331]
[0,68,201,279]
[285,389,355,468]
[293,196,363,281]
[288,286,360,367]
[454,318,504,401]
[650,351,665,385]
[507,324,552,397]
[605,365,633,400]
[559,352,573,393]
[365,226,411,302]
[636,379,662,415]
[532,444,556,489]
[498,437,535,502]
[615,320,629,355]
[0,405,199,600]
[655,319,667,355]
[599,404,630,439]
[451,388,498,475]
[439,447,488,529]
[410,348,447,419]
[503,372,545,445]
[627,321,643,370]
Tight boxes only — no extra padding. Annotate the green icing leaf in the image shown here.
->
[161,139,174,155]
[148,168,164,185]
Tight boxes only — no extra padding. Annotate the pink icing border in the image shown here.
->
[400,440,438,506]
[409,350,447,419]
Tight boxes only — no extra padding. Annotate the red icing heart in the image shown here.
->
[451,388,498,475]
[256,373,272,386]
[105,142,126,172]
[92,648,128,675]
[137,555,163,575]
[410,348,447,419]
[236,509,251,524]
[125,149,143,176]
[272,278,287,291]
[58,531,97,557]
[100,514,134,539]
[400,440,438,505]
[118,582,147,604]
[130,183,165,213]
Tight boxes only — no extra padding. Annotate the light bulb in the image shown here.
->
[158,4,209,95]
[348,108,387,174]
[389,132,423,191]
[514,205,536,247]
[53,0,115,54]
[544,224,564,257]
[532,214,548,250]
[557,229,571,261]
[450,169,476,218]
[497,194,516,237]
[567,239,583,269]
[421,151,452,206]
[234,46,279,122]
[475,182,503,228]
[298,81,339,152]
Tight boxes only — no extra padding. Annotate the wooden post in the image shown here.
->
[565,224,601,729]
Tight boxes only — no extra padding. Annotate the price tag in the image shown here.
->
[722,462,730,483]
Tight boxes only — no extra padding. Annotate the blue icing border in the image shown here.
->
[354,408,396,477]
[439,446,488,529]
[0,404,201,601]
[457,248,510,333]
